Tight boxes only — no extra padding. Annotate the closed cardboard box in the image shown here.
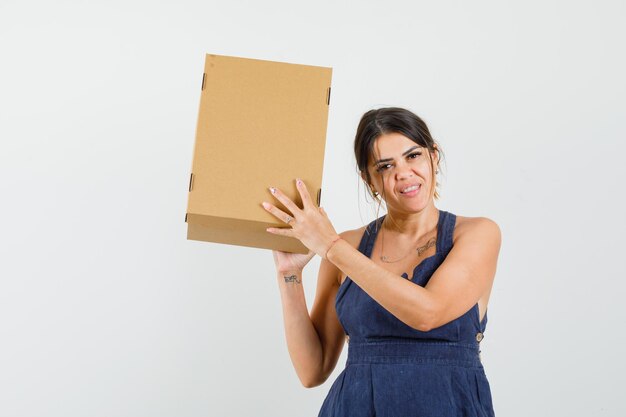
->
[185,54,333,254]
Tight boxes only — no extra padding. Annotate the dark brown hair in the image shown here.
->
[354,107,444,205]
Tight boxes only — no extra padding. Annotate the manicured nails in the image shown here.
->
[269,187,276,194]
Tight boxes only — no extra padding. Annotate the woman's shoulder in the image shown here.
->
[333,225,369,286]
[453,213,501,244]
[338,225,368,250]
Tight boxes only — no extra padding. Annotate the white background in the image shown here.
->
[1,1,625,416]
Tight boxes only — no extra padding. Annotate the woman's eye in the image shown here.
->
[376,153,422,172]
[375,153,422,172]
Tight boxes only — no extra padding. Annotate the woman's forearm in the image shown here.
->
[276,270,324,387]
[326,239,435,331]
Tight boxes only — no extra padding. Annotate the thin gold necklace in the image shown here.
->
[379,214,439,263]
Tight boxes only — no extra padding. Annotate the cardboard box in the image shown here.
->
[185,54,333,254]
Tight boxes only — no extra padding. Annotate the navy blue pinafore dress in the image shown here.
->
[318,210,495,417]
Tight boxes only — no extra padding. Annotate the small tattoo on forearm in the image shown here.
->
[284,274,301,284]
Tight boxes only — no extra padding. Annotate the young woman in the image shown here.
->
[262,107,501,417]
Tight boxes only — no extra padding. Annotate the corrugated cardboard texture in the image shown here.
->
[186,54,332,254]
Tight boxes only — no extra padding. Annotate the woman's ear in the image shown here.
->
[432,146,440,168]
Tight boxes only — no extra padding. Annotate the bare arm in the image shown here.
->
[325,218,501,331]
[276,234,352,388]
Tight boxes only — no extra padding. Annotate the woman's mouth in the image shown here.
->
[400,184,421,197]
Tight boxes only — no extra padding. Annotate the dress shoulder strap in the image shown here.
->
[436,210,456,255]
[358,215,385,257]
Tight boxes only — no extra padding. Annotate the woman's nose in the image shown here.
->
[396,161,415,179]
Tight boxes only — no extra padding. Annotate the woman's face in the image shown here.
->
[364,132,438,213]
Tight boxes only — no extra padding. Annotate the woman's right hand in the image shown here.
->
[272,249,316,275]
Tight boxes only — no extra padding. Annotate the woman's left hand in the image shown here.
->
[262,178,339,258]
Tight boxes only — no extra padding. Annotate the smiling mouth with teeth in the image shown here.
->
[401,184,421,194]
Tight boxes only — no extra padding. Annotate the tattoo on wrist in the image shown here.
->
[283,274,301,284]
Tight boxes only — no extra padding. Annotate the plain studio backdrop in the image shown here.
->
[1,1,624,416]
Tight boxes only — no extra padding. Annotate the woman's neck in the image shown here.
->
[382,205,440,238]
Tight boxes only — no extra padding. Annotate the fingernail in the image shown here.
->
[262,202,270,209]
[296,178,302,186]
[269,187,276,194]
